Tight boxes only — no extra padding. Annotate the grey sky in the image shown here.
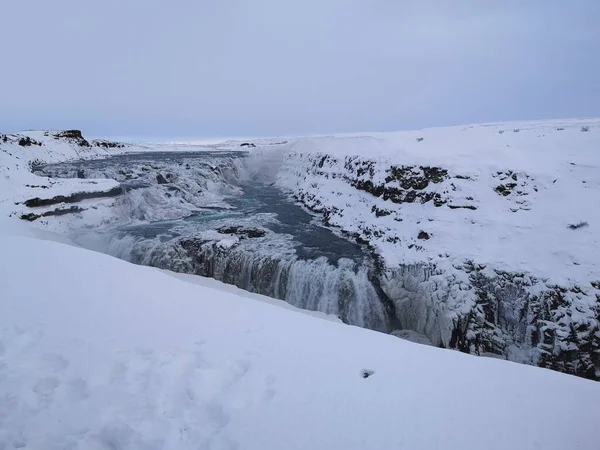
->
[1,1,599,138]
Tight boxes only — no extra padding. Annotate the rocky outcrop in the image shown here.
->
[48,130,91,147]
[92,139,125,149]
[20,205,85,221]
[156,173,169,184]
[217,226,267,238]
[18,136,42,147]
[376,261,600,380]
[464,264,598,380]
[23,186,123,208]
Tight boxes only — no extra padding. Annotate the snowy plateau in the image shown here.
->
[1,123,599,449]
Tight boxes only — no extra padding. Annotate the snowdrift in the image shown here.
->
[1,222,599,449]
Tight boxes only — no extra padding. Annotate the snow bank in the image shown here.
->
[1,221,599,449]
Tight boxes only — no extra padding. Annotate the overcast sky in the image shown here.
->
[1,1,599,139]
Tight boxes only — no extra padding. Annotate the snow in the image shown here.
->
[1,220,599,450]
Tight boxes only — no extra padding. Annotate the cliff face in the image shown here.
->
[274,121,600,379]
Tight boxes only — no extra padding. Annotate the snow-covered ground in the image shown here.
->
[1,219,599,450]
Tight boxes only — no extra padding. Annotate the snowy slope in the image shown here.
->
[0,131,128,221]
[1,220,599,450]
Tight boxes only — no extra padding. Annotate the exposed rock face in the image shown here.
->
[351,162,449,207]
[48,130,91,147]
[465,264,600,380]
[217,226,267,238]
[20,205,85,221]
[23,186,123,208]
[417,231,430,240]
[156,173,169,184]
[92,139,125,149]
[375,257,600,380]
[18,136,42,147]
[285,153,478,223]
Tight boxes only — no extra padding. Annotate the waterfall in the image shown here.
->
[78,231,390,332]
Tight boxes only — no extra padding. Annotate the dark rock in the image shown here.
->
[460,262,600,380]
[24,186,123,207]
[361,369,374,378]
[20,205,85,221]
[246,228,267,238]
[568,221,588,230]
[156,173,169,184]
[55,129,83,139]
[447,204,477,210]
[179,237,210,254]
[92,139,125,149]
[53,130,90,147]
[240,142,256,148]
[417,231,430,240]
[20,213,38,222]
[217,226,266,238]
[218,226,241,234]
[494,183,517,196]
[371,205,392,217]
[18,136,41,147]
